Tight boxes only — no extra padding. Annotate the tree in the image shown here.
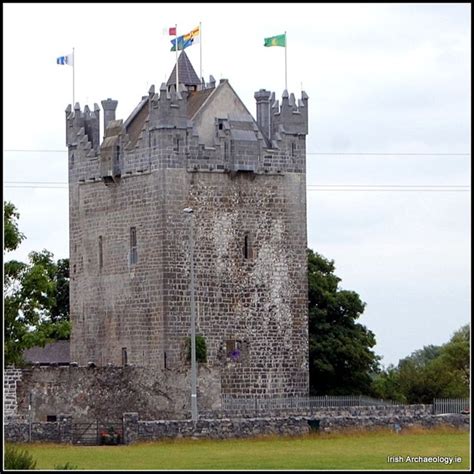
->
[4,201,25,252]
[308,249,380,395]
[371,324,470,403]
[4,201,70,366]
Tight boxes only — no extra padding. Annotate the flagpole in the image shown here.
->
[72,47,75,105]
[199,21,202,85]
[284,31,287,91]
[175,24,179,90]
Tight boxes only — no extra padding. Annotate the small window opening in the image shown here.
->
[226,339,242,362]
[164,351,167,369]
[130,227,137,265]
[122,347,128,366]
[243,233,253,259]
[98,236,103,270]
[291,142,296,157]
[175,137,180,153]
[219,122,223,130]
[47,415,57,422]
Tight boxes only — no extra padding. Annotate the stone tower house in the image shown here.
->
[67,51,309,398]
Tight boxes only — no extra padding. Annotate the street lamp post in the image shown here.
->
[183,207,198,422]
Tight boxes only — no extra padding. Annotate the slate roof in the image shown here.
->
[23,340,70,365]
[167,50,201,87]
[187,87,215,119]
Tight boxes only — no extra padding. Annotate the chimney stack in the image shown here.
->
[254,89,272,141]
[101,98,118,137]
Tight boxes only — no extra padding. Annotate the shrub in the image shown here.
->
[4,444,37,470]
[185,335,207,363]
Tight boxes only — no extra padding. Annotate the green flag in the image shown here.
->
[264,33,286,47]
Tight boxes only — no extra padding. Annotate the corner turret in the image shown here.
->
[101,98,118,137]
[255,89,309,142]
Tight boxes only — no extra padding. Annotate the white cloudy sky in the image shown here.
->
[3,3,471,367]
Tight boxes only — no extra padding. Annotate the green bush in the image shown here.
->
[185,335,207,363]
[4,444,37,470]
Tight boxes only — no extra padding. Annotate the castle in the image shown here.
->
[67,51,309,398]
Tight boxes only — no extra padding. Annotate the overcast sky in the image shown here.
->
[3,3,471,368]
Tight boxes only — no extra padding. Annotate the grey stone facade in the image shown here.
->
[5,366,221,422]
[67,51,309,398]
[4,368,22,418]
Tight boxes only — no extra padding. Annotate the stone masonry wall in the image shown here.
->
[4,368,23,419]
[161,169,308,397]
[5,411,469,444]
[68,147,308,398]
[69,171,166,367]
[7,366,221,422]
[132,413,469,442]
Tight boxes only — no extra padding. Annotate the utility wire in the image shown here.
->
[3,149,471,156]
[5,181,471,187]
[5,183,470,192]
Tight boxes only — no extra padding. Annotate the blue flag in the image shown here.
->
[57,54,73,66]
[170,26,200,51]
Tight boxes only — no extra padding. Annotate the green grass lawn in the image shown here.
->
[8,427,470,470]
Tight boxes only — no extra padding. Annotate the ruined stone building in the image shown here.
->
[67,51,309,398]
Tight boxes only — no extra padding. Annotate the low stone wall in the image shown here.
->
[4,415,73,444]
[201,404,433,419]
[318,413,470,433]
[5,411,469,444]
[136,417,309,442]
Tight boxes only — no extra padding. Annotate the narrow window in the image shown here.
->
[164,351,167,369]
[291,142,296,157]
[122,347,128,366]
[98,236,103,270]
[175,137,180,153]
[224,141,228,160]
[130,227,137,265]
[243,233,252,259]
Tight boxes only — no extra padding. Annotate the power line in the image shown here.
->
[6,181,471,187]
[3,149,471,156]
[307,184,470,188]
[5,183,470,192]
[308,188,470,193]
[306,152,470,156]
[3,149,67,153]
